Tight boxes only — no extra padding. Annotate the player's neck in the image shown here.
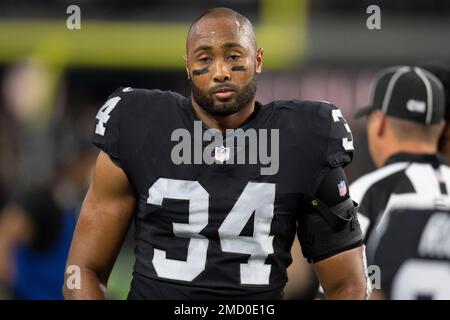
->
[191,98,257,132]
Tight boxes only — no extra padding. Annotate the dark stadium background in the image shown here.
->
[0,0,449,299]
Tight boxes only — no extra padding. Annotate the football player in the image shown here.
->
[63,7,368,300]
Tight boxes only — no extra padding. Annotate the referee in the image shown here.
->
[421,63,450,159]
[350,66,450,299]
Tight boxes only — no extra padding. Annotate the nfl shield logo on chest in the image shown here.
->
[214,146,230,163]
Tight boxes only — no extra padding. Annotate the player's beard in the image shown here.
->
[191,73,257,117]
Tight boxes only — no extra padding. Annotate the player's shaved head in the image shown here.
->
[186,7,257,53]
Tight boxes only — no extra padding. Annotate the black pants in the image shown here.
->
[127,272,284,300]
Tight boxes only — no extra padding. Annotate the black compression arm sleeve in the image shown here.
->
[297,166,362,262]
[314,166,350,206]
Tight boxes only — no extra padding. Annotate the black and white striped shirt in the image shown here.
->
[350,152,450,239]
[350,152,450,299]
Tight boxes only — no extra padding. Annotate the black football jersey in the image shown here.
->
[92,87,362,299]
[366,195,450,300]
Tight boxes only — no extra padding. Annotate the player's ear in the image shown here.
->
[183,55,190,80]
[256,48,263,74]
[186,67,191,80]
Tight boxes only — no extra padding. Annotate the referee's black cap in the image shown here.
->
[354,66,446,125]
[420,62,450,120]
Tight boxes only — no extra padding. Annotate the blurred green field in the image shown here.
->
[107,244,135,300]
